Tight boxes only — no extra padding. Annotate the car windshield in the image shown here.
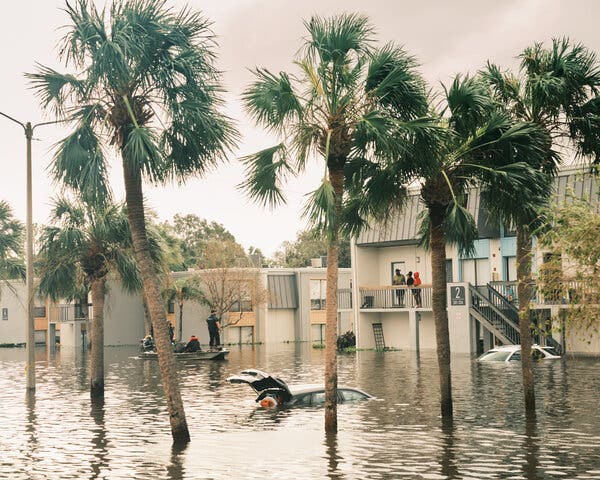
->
[478,350,512,362]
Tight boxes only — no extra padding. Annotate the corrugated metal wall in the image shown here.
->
[356,169,599,247]
[267,274,298,309]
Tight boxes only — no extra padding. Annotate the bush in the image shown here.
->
[337,331,356,350]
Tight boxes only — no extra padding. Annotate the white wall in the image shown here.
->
[417,312,436,350]
[566,325,600,356]
[103,282,145,345]
[0,282,26,344]
[264,309,295,343]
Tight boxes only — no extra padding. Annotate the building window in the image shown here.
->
[310,279,326,310]
[231,299,253,312]
[34,306,47,318]
[167,300,175,314]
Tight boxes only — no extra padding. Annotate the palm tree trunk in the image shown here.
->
[516,225,536,419]
[324,166,343,434]
[123,161,190,444]
[90,277,105,398]
[429,205,453,419]
[142,296,152,336]
[178,299,184,342]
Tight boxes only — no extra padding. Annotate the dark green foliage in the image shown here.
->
[337,331,356,350]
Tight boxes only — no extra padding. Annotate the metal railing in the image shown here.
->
[359,286,431,310]
[48,304,91,323]
[337,289,352,310]
[470,285,520,345]
[489,279,597,306]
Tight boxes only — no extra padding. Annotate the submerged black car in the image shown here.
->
[227,369,372,407]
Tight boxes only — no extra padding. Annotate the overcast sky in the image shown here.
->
[1,0,599,256]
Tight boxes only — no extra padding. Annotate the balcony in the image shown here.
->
[48,304,92,323]
[359,286,432,310]
[489,280,599,306]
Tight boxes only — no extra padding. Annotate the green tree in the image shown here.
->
[0,201,25,294]
[537,192,600,338]
[482,38,600,417]
[37,197,151,398]
[272,228,350,268]
[160,214,244,269]
[353,75,550,419]
[241,13,431,432]
[28,0,237,443]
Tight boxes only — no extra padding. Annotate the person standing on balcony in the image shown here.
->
[412,272,422,308]
[406,271,416,307]
[393,269,406,306]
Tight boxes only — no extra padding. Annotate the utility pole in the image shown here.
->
[0,111,61,391]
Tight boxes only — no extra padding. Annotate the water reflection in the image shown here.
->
[324,433,344,480]
[166,443,187,480]
[440,418,458,480]
[1,345,599,479]
[90,398,108,479]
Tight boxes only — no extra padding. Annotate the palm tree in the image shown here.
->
[164,276,203,341]
[37,197,150,398]
[352,75,551,418]
[241,13,431,432]
[0,200,25,293]
[482,38,600,418]
[28,0,237,442]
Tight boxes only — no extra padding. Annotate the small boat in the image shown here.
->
[139,349,229,360]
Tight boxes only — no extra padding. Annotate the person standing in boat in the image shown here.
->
[206,309,222,351]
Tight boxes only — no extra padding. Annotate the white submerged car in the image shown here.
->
[477,344,561,363]
[227,369,372,407]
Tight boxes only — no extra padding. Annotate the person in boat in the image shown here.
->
[183,335,201,353]
[141,335,155,351]
[206,309,222,351]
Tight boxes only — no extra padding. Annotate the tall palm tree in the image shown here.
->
[37,197,153,398]
[0,200,25,293]
[28,0,237,442]
[352,75,551,418]
[482,38,600,417]
[241,13,431,432]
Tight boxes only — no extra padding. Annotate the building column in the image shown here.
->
[47,323,56,352]
[408,309,420,351]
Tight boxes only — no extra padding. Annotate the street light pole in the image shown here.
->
[25,122,35,390]
[0,111,62,391]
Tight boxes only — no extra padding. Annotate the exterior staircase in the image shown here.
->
[469,284,520,345]
[469,283,564,355]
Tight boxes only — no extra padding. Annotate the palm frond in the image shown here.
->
[443,202,478,257]
[302,178,336,241]
[239,144,292,208]
[123,126,164,182]
[242,69,302,132]
[26,65,86,116]
[366,43,428,119]
[303,13,374,64]
[52,121,111,205]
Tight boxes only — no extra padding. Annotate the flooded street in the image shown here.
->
[1,344,600,479]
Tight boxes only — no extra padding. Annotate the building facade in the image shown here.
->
[351,166,600,356]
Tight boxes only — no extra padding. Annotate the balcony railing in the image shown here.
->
[337,288,352,310]
[489,280,598,306]
[359,285,431,310]
[48,304,92,323]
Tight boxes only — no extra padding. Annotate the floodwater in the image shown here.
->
[1,344,599,480]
